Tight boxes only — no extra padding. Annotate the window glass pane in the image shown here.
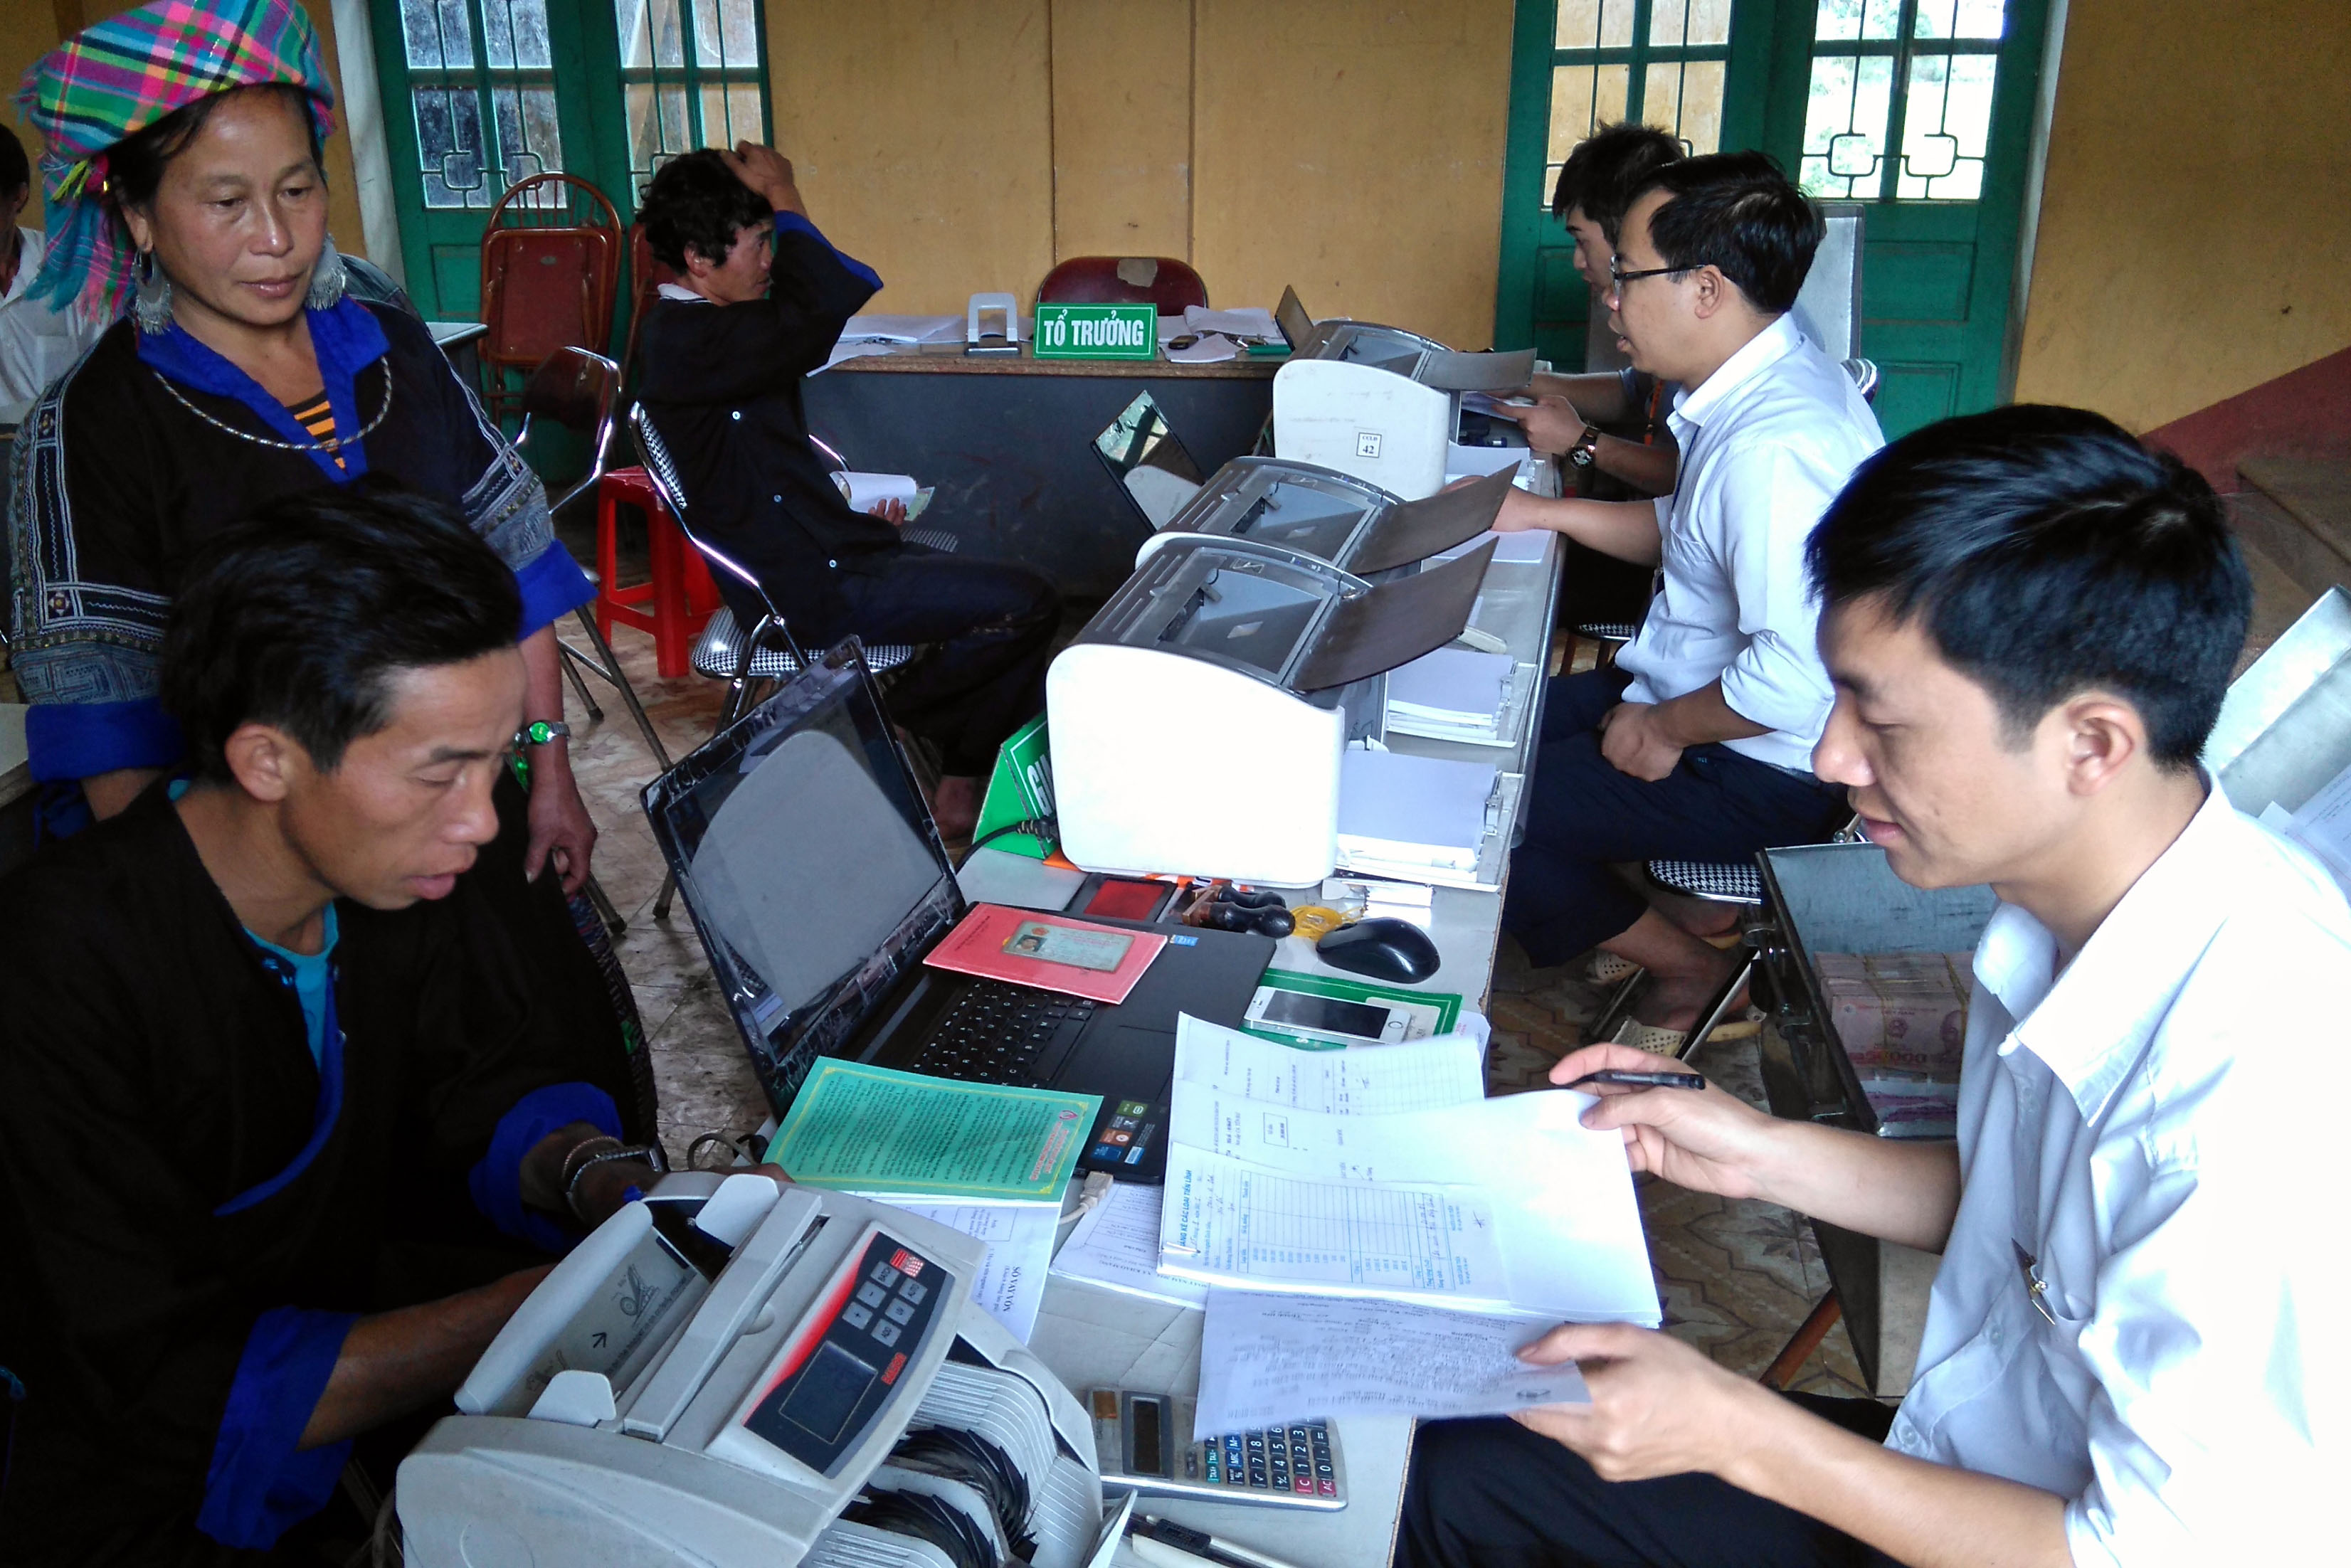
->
[614,0,688,70]
[478,0,551,70]
[1895,51,1995,198]
[401,0,475,70]
[1913,0,2005,40]
[1814,0,1902,43]
[490,85,564,191]
[1650,0,1733,48]
[625,81,694,183]
[1800,52,1894,197]
[1547,63,1633,164]
[1953,0,2005,38]
[1642,59,1726,153]
[413,85,490,207]
[698,83,766,150]
[694,0,761,69]
[1555,0,1636,51]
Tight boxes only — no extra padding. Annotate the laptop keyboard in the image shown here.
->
[907,980,1097,1088]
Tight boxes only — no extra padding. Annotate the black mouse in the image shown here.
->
[1316,917,1441,984]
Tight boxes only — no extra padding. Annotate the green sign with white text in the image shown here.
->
[1032,302,1158,361]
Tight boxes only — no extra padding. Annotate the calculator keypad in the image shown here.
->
[1196,1421,1336,1499]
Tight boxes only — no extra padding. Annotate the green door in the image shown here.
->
[1496,0,2051,436]
[1760,0,2050,434]
[1496,1,1781,367]
[371,0,773,323]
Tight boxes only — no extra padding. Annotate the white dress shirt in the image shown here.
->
[1887,785,2348,1565]
[0,228,105,412]
[1615,313,1883,771]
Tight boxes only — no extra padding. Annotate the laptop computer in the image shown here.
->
[643,644,1274,1182]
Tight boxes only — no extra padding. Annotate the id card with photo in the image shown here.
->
[1004,920,1134,973]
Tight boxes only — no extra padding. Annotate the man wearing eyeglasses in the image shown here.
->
[1495,152,1884,1049]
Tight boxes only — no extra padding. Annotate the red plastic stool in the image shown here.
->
[594,466,719,677]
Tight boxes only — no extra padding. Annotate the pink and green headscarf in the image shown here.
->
[14,0,337,319]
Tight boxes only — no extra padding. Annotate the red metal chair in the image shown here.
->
[1036,256,1208,314]
[479,173,625,418]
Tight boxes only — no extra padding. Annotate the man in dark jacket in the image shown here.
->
[0,492,669,1562]
[635,144,1060,837]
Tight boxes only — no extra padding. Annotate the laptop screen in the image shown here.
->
[1093,391,1205,529]
[643,652,963,1113]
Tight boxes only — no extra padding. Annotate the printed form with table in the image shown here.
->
[393,293,1677,1568]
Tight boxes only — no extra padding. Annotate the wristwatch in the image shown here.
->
[1568,423,1603,467]
[515,719,573,748]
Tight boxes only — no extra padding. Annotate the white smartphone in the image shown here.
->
[1242,987,1409,1046]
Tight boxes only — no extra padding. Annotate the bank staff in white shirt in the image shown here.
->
[1492,153,1883,1040]
[0,125,103,411]
[1397,405,2342,1568]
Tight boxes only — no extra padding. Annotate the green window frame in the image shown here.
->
[611,0,774,202]
[1797,0,2007,201]
[394,0,574,211]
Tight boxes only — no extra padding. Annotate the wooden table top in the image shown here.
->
[825,342,1280,379]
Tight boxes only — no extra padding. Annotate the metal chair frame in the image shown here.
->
[511,349,673,775]
[627,404,953,918]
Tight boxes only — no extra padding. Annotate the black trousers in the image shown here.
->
[820,546,1062,776]
[1395,1398,1903,1568]
[1504,669,1850,968]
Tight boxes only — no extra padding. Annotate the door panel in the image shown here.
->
[1496,0,2050,434]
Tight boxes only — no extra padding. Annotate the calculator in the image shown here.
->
[1088,1389,1346,1511]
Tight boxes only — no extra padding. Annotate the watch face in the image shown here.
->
[1570,445,1596,466]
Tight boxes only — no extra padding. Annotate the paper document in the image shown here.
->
[1161,1022,1660,1321]
[1193,1292,1590,1432]
[1445,442,1534,481]
[882,1200,1057,1341]
[1047,1180,1208,1308]
[1173,1015,1484,1116]
[1337,749,1496,872]
[1160,1150,1510,1306]
[840,313,966,344]
[2282,760,2351,894]
[924,904,1168,1005]
[1434,528,1548,566]
[1184,305,1283,341]
[766,1059,1098,1202]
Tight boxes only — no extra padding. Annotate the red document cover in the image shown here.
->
[921,904,1168,1005]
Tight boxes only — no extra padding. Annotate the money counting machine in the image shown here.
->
[398,1173,1106,1568]
[1136,458,1516,578]
[1272,286,1541,499]
[1047,529,1498,886]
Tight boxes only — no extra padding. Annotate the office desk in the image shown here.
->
[1020,524,1565,1567]
[428,319,486,386]
[803,346,1279,600]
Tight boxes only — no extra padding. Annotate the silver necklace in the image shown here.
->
[152,366,395,454]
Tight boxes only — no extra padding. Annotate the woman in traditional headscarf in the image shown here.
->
[6,0,598,896]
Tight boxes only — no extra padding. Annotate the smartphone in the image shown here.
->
[1089,1389,1346,1510]
[1241,987,1407,1046]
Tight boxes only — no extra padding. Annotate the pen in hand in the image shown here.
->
[1563,1069,1708,1091]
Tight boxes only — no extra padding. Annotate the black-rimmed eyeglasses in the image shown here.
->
[1609,260,1694,289]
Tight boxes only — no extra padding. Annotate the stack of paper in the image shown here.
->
[1193,1293,1590,1433]
[820,313,965,371]
[1336,749,1496,881]
[1047,1180,1209,1309]
[2263,759,2351,896]
[1157,1017,1659,1325]
[1431,528,1548,566]
[1385,647,1519,746]
[764,1060,1097,1343]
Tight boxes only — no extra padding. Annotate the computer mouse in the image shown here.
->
[1316,918,1440,984]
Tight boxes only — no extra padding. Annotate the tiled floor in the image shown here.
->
[564,613,1875,1400]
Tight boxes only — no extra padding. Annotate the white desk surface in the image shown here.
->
[428,319,487,349]
[0,704,29,810]
[1021,519,1565,1568]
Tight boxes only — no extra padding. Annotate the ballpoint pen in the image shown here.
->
[1563,1068,1707,1091]
[1127,1515,1308,1568]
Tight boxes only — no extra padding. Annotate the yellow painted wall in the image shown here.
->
[0,0,369,267]
[2012,0,2351,430]
[764,0,1057,326]
[761,0,1514,349]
